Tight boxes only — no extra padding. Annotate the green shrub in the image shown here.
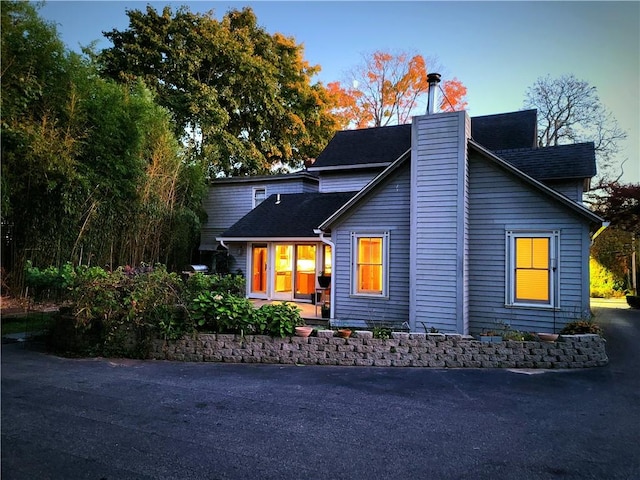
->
[501,330,540,341]
[560,320,603,336]
[24,261,110,302]
[255,302,303,337]
[64,265,192,357]
[372,327,392,339]
[590,258,625,298]
[189,291,255,334]
[184,272,246,299]
[25,261,75,301]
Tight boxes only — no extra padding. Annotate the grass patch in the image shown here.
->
[1,312,57,335]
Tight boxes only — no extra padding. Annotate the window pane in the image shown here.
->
[514,236,550,303]
[357,237,383,294]
[516,270,549,301]
[323,245,332,275]
[254,188,266,207]
[516,238,533,268]
[358,265,382,293]
[370,238,382,263]
[532,238,549,269]
[251,246,267,294]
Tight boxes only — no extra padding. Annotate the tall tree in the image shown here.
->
[99,6,339,177]
[327,51,467,129]
[1,2,204,289]
[590,182,640,293]
[524,74,627,182]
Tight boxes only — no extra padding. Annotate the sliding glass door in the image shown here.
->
[294,245,316,300]
[250,245,267,296]
[273,244,293,300]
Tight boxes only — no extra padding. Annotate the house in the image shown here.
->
[201,92,602,335]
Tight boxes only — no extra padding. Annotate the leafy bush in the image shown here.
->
[189,291,255,334]
[590,258,625,298]
[372,327,392,339]
[254,302,303,337]
[24,261,109,302]
[502,330,540,341]
[65,265,193,356]
[25,261,75,300]
[560,320,603,336]
[184,272,245,299]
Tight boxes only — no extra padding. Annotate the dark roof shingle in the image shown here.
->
[308,109,595,182]
[497,143,596,180]
[471,109,538,151]
[312,124,411,168]
[220,192,357,238]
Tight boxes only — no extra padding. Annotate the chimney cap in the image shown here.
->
[427,72,441,84]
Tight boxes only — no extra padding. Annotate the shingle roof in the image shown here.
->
[219,192,357,239]
[496,143,596,180]
[307,110,595,183]
[311,124,411,169]
[471,109,538,151]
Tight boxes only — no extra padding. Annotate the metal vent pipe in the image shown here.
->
[426,73,441,114]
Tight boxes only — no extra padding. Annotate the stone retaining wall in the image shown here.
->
[149,331,608,368]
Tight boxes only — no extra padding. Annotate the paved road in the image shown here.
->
[2,301,639,480]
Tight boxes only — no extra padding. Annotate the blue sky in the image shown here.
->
[39,1,639,183]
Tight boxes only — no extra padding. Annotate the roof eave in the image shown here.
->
[208,172,319,185]
[307,162,391,172]
[216,236,321,243]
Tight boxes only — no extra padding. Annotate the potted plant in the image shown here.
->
[336,328,352,338]
[321,302,330,319]
[537,332,559,342]
[295,326,313,337]
[317,271,331,289]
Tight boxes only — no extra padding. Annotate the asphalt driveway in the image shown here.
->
[2,300,639,480]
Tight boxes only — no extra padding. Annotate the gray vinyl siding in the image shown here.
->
[468,152,591,334]
[330,164,411,329]
[200,177,318,249]
[543,180,585,203]
[319,170,383,193]
[225,242,247,278]
[410,111,470,334]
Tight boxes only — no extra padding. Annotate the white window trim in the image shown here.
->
[252,187,266,208]
[505,230,560,309]
[350,231,390,299]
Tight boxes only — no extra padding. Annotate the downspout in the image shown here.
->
[314,228,335,322]
[590,222,610,246]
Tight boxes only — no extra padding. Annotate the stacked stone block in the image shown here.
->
[149,332,608,369]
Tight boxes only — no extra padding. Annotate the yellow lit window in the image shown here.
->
[514,237,550,302]
[355,236,385,295]
[507,231,558,308]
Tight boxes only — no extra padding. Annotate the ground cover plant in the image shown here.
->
[1,311,56,335]
[559,319,603,336]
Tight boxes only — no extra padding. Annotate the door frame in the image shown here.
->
[246,241,326,302]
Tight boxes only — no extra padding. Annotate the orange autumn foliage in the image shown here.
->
[439,77,468,112]
[327,51,467,128]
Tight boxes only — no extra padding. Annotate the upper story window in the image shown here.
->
[351,231,389,298]
[506,230,559,308]
[253,187,266,208]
